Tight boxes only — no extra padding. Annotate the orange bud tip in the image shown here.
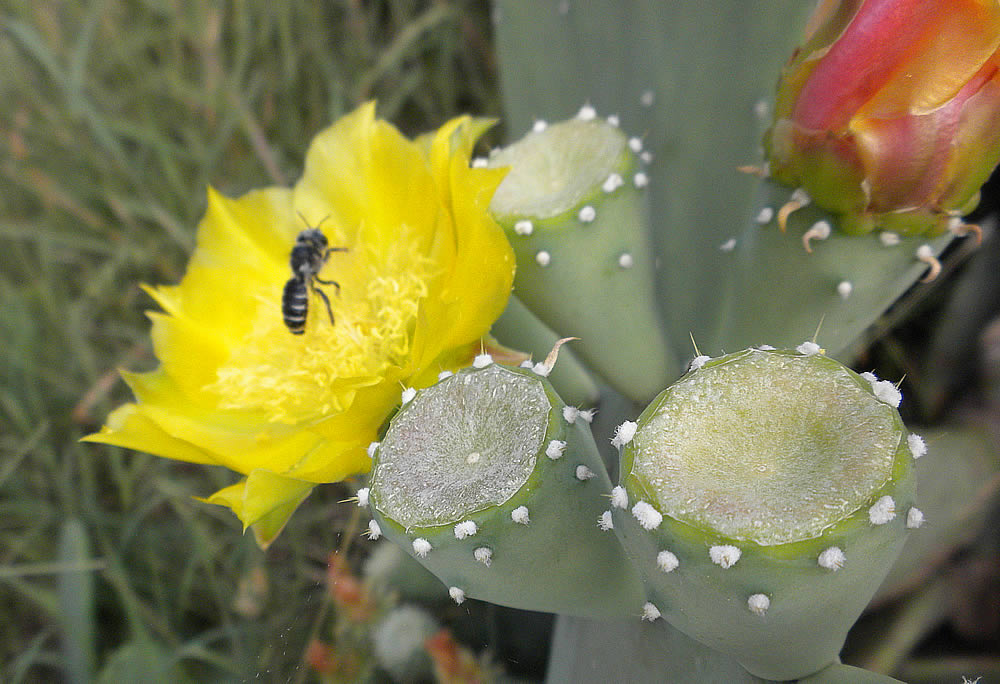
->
[916,244,942,282]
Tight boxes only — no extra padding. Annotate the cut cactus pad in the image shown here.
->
[630,348,899,546]
[488,116,678,401]
[614,347,916,680]
[368,363,643,617]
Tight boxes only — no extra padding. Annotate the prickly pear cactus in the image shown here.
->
[363,342,923,680]
[365,358,644,617]
[611,346,918,680]
[487,113,677,400]
[491,0,956,387]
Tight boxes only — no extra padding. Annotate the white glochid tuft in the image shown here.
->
[657,550,679,573]
[641,602,661,621]
[511,506,530,525]
[472,353,493,369]
[611,486,629,509]
[562,406,580,424]
[437,370,453,380]
[796,341,822,356]
[514,219,534,236]
[532,119,548,133]
[367,441,380,458]
[719,238,737,252]
[575,465,596,481]
[577,104,597,121]
[709,545,742,569]
[879,231,901,246]
[366,520,382,540]
[618,252,634,269]
[474,547,493,566]
[633,172,649,188]
[837,281,853,300]
[907,433,927,459]
[603,173,624,193]
[906,507,925,529]
[531,361,551,377]
[449,587,466,605]
[869,495,896,525]
[632,501,663,530]
[412,538,432,557]
[356,488,370,507]
[689,355,711,371]
[535,250,551,267]
[598,510,614,531]
[401,387,417,405]
[818,546,846,571]
[747,593,770,616]
[755,207,774,224]
[607,114,620,127]
[454,521,478,540]
[628,137,643,153]
[612,421,638,449]
[790,187,812,205]
[872,379,902,407]
[546,440,567,460]
[578,205,596,223]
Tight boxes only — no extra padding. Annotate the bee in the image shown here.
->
[282,216,347,335]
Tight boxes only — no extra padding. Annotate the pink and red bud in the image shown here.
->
[765,0,1000,236]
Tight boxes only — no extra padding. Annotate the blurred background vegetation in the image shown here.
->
[0,2,512,681]
[2,1,1000,682]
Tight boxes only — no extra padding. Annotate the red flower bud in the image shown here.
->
[765,0,1000,235]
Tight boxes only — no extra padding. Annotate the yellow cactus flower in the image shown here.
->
[84,103,515,546]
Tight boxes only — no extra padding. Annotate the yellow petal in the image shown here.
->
[90,102,516,541]
[202,471,315,548]
[81,402,217,465]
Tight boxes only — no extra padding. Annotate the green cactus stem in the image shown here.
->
[366,357,644,618]
[611,346,918,680]
[486,112,678,401]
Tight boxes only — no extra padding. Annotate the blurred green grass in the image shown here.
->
[0,1,498,680]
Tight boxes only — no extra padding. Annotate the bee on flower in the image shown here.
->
[84,104,516,546]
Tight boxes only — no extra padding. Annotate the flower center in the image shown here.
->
[208,232,436,424]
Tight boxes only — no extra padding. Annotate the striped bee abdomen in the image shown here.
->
[282,277,308,334]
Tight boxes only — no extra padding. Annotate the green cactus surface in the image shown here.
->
[487,115,678,401]
[611,346,918,680]
[366,359,644,618]
[491,295,600,409]
[493,0,958,361]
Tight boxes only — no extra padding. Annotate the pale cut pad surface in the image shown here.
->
[631,350,900,545]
